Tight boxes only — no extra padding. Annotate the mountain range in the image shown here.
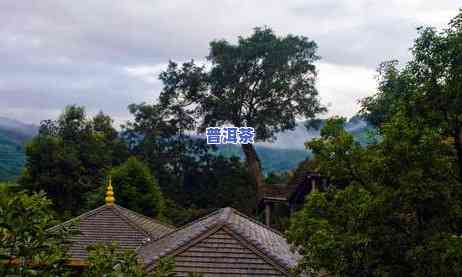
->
[0,117,38,180]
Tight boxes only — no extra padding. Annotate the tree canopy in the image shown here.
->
[19,106,128,217]
[361,11,462,180]
[0,190,74,276]
[157,26,326,198]
[288,11,462,276]
[108,157,165,219]
[124,100,256,223]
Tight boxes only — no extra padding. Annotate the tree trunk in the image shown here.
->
[265,202,272,227]
[241,143,265,205]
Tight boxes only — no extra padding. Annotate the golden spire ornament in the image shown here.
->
[105,176,115,205]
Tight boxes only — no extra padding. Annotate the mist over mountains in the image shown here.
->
[0,117,38,143]
[258,117,370,149]
[218,117,374,173]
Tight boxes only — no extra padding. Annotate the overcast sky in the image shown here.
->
[1,1,459,126]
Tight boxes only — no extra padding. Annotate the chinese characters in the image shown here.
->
[206,127,255,144]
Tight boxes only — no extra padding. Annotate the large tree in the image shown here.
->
[408,12,462,180]
[86,157,165,219]
[124,102,257,225]
[124,102,211,203]
[20,106,128,217]
[157,27,326,198]
[288,11,462,276]
[361,10,462,180]
[289,116,462,276]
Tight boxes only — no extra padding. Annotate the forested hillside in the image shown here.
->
[217,144,310,174]
[0,117,37,180]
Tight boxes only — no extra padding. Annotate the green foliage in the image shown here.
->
[305,117,374,189]
[182,155,256,213]
[0,182,20,194]
[152,256,176,277]
[0,191,73,276]
[289,116,462,276]
[289,187,378,275]
[124,102,211,203]
[162,198,207,227]
[288,11,462,276]
[19,106,128,217]
[111,157,164,218]
[0,128,28,181]
[408,14,462,180]
[125,102,257,224]
[88,157,165,219]
[359,60,413,128]
[361,10,462,179]
[83,242,146,277]
[154,155,257,226]
[165,26,325,139]
[156,26,326,193]
[216,143,311,175]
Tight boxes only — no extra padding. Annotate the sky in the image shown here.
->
[0,0,459,126]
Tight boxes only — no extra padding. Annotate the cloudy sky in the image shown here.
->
[1,1,459,125]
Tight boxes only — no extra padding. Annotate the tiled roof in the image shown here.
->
[170,229,286,276]
[138,207,301,275]
[49,204,174,261]
[261,183,291,201]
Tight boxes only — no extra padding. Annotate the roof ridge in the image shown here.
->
[138,207,227,262]
[224,209,297,270]
[47,204,110,232]
[110,205,156,241]
[226,207,286,237]
[144,207,224,245]
[114,204,175,230]
[138,207,300,272]
[141,219,226,269]
[217,207,233,224]
[221,225,291,274]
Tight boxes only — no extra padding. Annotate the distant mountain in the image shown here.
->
[215,117,375,174]
[216,143,311,174]
[0,117,38,181]
[0,117,38,142]
[258,116,375,149]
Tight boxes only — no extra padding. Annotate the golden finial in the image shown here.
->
[105,176,115,205]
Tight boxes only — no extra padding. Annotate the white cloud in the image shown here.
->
[0,0,459,124]
[124,64,167,84]
[316,62,377,118]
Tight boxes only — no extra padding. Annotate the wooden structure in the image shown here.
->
[259,171,327,226]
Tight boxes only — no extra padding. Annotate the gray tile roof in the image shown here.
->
[49,204,174,261]
[138,207,301,275]
[172,229,286,276]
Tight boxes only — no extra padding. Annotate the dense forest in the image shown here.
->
[1,9,462,277]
